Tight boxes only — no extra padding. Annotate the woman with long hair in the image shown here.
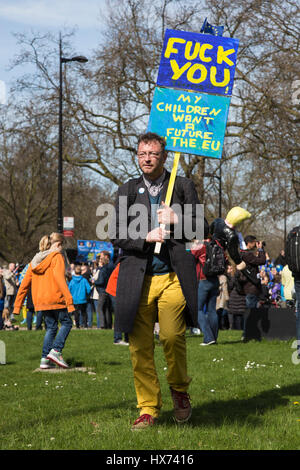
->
[13,232,75,369]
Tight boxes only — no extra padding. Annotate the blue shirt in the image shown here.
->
[146,193,172,276]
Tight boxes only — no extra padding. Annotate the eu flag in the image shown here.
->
[200,18,224,37]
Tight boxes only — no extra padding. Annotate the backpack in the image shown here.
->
[202,240,226,277]
[286,226,300,274]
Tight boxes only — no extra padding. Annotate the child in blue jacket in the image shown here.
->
[68,265,91,328]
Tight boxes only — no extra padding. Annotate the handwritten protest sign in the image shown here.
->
[148,87,230,158]
[157,29,239,96]
[149,25,239,251]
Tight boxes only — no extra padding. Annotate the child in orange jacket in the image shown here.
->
[13,233,75,369]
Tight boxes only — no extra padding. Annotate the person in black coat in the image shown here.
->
[210,206,251,268]
[110,132,208,429]
[226,265,246,330]
[275,250,287,267]
[240,235,266,308]
[94,251,114,329]
[210,207,262,292]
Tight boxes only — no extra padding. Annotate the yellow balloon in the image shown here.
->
[225,207,251,227]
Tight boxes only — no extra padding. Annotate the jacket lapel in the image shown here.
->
[160,171,171,204]
[132,177,151,226]
[134,178,150,209]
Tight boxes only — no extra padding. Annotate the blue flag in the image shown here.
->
[200,18,224,37]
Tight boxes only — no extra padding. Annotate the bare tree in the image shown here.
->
[0,103,114,263]
[6,0,299,241]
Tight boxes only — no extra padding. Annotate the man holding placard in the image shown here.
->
[110,20,238,430]
[110,132,208,429]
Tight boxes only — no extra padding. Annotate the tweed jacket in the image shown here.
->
[110,171,208,333]
[3,269,17,296]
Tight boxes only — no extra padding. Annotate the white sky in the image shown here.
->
[0,0,109,102]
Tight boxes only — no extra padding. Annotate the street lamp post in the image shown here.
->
[58,34,88,233]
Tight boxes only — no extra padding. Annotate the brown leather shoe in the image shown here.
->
[170,388,192,423]
[131,414,156,430]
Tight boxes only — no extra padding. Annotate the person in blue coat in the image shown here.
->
[68,265,91,328]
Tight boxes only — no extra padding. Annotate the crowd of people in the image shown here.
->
[189,236,297,345]
[1,245,294,336]
[0,251,129,346]
[214,248,296,333]
[0,131,298,430]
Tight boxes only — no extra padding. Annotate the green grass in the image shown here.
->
[0,327,300,450]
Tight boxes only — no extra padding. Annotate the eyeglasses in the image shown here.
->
[137,151,162,159]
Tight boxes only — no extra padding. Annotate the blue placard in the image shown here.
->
[147,87,230,158]
[157,29,239,96]
[76,240,114,262]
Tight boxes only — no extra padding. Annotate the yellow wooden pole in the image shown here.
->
[154,151,181,254]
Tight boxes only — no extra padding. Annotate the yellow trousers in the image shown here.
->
[21,306,27,320]
[129,272,191,418]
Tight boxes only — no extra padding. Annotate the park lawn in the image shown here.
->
[0,327,300,451]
